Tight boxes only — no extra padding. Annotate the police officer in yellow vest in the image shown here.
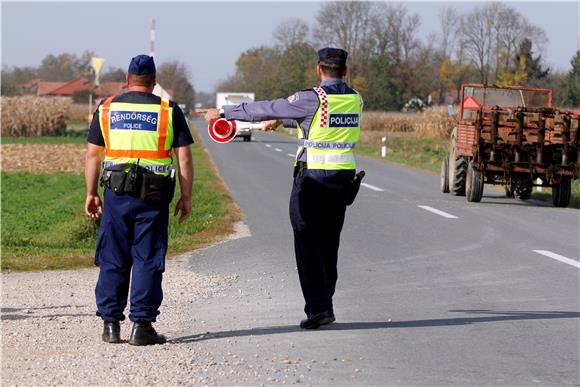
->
[85,55,194,345]
[204,48,363,329]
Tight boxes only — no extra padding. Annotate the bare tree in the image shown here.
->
[313,1,375,79]
[438,7,459,58]
[459,2,548,84]
[369,4,421,61]
[273,18,310,48]
[460,4,496,83]
[156,61,196,109]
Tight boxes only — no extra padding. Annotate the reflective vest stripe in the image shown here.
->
[102,161,174,173]
[101,96,115,150]
[298,139,356,150]
[158,99,169,151]
[306,153,355,164]
[105,149,171,158]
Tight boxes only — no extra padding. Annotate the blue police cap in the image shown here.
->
[318,48,348,67]
[128,55,156,75]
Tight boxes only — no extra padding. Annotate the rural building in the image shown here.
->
[18,78,173,100]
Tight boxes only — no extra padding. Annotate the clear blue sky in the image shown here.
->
[2,1,578,93]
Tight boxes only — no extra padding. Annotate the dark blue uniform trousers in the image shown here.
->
[289,170,352,316]
[95,189,169,322]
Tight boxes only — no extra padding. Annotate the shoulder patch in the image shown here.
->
[287,93,300,103]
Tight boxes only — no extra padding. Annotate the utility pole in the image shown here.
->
[150,18,156,57]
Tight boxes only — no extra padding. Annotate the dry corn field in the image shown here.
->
[1,97,71,136]
[69,103,92,121]
[362,107,454,139]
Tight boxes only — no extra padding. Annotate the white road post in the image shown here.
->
[381,136,387,158]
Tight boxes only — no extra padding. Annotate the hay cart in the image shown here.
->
[440,84,580,207]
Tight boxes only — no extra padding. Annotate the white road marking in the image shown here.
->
[287,153,295,157]
[265,144,272,148]
[533,250,580,269]
[275,148,283,152]
[361,183,384,192]
[418,205,458,219]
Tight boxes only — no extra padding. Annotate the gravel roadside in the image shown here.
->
[1,254,238,386]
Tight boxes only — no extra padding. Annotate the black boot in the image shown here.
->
[128,322,166,346]
[102,321,121,343]
[300,311,335,329]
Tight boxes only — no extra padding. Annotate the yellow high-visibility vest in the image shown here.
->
[296,86,362,170]
[99,96,174,175]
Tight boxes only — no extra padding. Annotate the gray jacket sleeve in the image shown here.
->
[223,90,319,123]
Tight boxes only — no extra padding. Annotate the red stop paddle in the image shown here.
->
[208,118,237,143]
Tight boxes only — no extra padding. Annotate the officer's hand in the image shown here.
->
[174,197,192,224]
[260,120,281,131]
[204,109,220,122]
[85,194,102,220]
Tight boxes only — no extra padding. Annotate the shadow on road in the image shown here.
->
[477,197,554,207]
[169,309,579,344]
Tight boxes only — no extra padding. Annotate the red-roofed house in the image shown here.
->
[42,78,92,97]
[95,82,126,98]
[19,78,174,101]
[38,81,67,95]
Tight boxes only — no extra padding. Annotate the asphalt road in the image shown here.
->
[177,118,579,386]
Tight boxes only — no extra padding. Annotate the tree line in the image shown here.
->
[1,50,196,110]
[218,1,580,110]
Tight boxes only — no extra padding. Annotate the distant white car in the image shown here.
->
[216,92,255,142]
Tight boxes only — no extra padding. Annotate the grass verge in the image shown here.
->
[1,124,240,271]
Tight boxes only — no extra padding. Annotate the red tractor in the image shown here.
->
[441,84,579,207]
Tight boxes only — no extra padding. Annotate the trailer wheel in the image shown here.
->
[552,178,571,207]
[466,161,484,202]
[505,186,515,198]
[449,152,467,196]
[514,181,532,201]
[440,154,450,193]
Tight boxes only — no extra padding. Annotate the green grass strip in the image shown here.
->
[1,126,239,271]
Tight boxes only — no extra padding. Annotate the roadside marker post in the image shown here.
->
[536,177,543,192]
[381,137,387,158]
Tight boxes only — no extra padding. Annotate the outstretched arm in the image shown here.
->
[204,91,318,124]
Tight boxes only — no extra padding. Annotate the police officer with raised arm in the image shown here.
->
[204,48,362,329]
[85,55,194,345]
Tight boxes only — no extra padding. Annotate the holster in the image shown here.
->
[140,173,176,203]
[344,170,365,206]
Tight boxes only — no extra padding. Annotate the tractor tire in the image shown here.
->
[514,180,532,201]
[552,178,571,207]
[449,153,467,196]
[466,161,484,202]
[505,186,515,198]
[440,154,450,193]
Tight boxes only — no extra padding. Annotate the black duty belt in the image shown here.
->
[100,168,175,203]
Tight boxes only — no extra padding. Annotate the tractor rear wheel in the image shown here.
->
[449,150,467,196]
[440,154,450,193]
[466,161,484,202]
[552,178,571,207]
